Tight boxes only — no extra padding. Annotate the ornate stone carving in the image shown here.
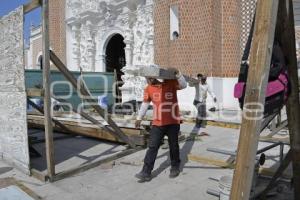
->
[67,0,82,16]
[132,4,154,66]
[66,0,154,102]
[79,21,96,71]
[71,24,81,69]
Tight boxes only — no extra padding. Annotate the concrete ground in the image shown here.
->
[0,123,293,200]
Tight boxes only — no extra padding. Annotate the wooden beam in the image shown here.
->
[188,154,235,168]
[50,147,143,182]
[27,114,148,146]
[30,169,47,182]
[23,0,41,14]
[42,0,55,179]
[26,88,44,97]
[188,154,292,181]
[49,50,136,148]
[276,0,300,198]
[230,0,279,199]
[27,98,75,134]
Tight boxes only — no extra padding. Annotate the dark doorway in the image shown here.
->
[105,34,126,102]
[38,55,43,70]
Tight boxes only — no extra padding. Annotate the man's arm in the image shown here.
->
[184,75,199,87]
[137,102,150,120]
[136,87,151,128]
[176,72,187,90]
[135,102,150,128]
[207,85,217,102]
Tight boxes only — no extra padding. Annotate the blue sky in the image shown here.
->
[0,0,41,45]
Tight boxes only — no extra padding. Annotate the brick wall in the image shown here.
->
[219,0,241,77]
[26,0,66,69]
[49,0,66,67]
[154,0,242,78]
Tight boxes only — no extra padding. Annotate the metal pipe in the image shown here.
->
[206,189,220,197]
[257,142,282,154]
[206,148,236,156]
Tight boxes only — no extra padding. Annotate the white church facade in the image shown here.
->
[65,0,154,102]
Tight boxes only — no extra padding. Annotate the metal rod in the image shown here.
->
[257,142,282,154]
[207,142,283,163]
[207,148,236,156]
[206,189,220,197]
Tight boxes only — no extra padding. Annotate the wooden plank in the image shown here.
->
[30,169,47,182]
[259,167,292,180]
[27,98,77,134]
[188,154,235,168]
[276,0,300,198]
[52,96,148,146]
[26,88,44,97]
[188,154,293,181]
[49,51,136,148]
[230,0,279,199]
[259,136,290,145]
[23,0,41,14]
[42,0,55,178]
[27,115,148,146]
[51,147,143,182]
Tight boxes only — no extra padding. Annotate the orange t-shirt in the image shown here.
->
[143,80,181,126]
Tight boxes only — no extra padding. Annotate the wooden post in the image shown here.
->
[49,51,136,148]
[230,0,279,199]
[23,0,41,14]
[42,0,55,179]
[276,0,300,198]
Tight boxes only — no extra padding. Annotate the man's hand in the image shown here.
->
[167,67,180,78]
[135,120,142,128]
[213,97,217,103]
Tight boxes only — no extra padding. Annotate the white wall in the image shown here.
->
[177,77,240,112]
[0,7,30,173]
[66,24,78,71]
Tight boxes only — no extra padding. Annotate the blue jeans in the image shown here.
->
[142,124,181,174]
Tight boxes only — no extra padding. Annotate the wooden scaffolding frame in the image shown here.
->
[24,0,139,182]
[230,0,300,199]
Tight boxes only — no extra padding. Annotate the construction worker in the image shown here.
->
[189,74,217,128]
[135,68,187,181]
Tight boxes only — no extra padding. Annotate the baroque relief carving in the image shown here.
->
[66,0,154,101]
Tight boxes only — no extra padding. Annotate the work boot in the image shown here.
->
[169,167,180,178]
[135,171,151,182]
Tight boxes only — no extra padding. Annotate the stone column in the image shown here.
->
[98,54,106,72]
[120,29,136,103]
[71,24,81,71]
[86,20,96,71]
